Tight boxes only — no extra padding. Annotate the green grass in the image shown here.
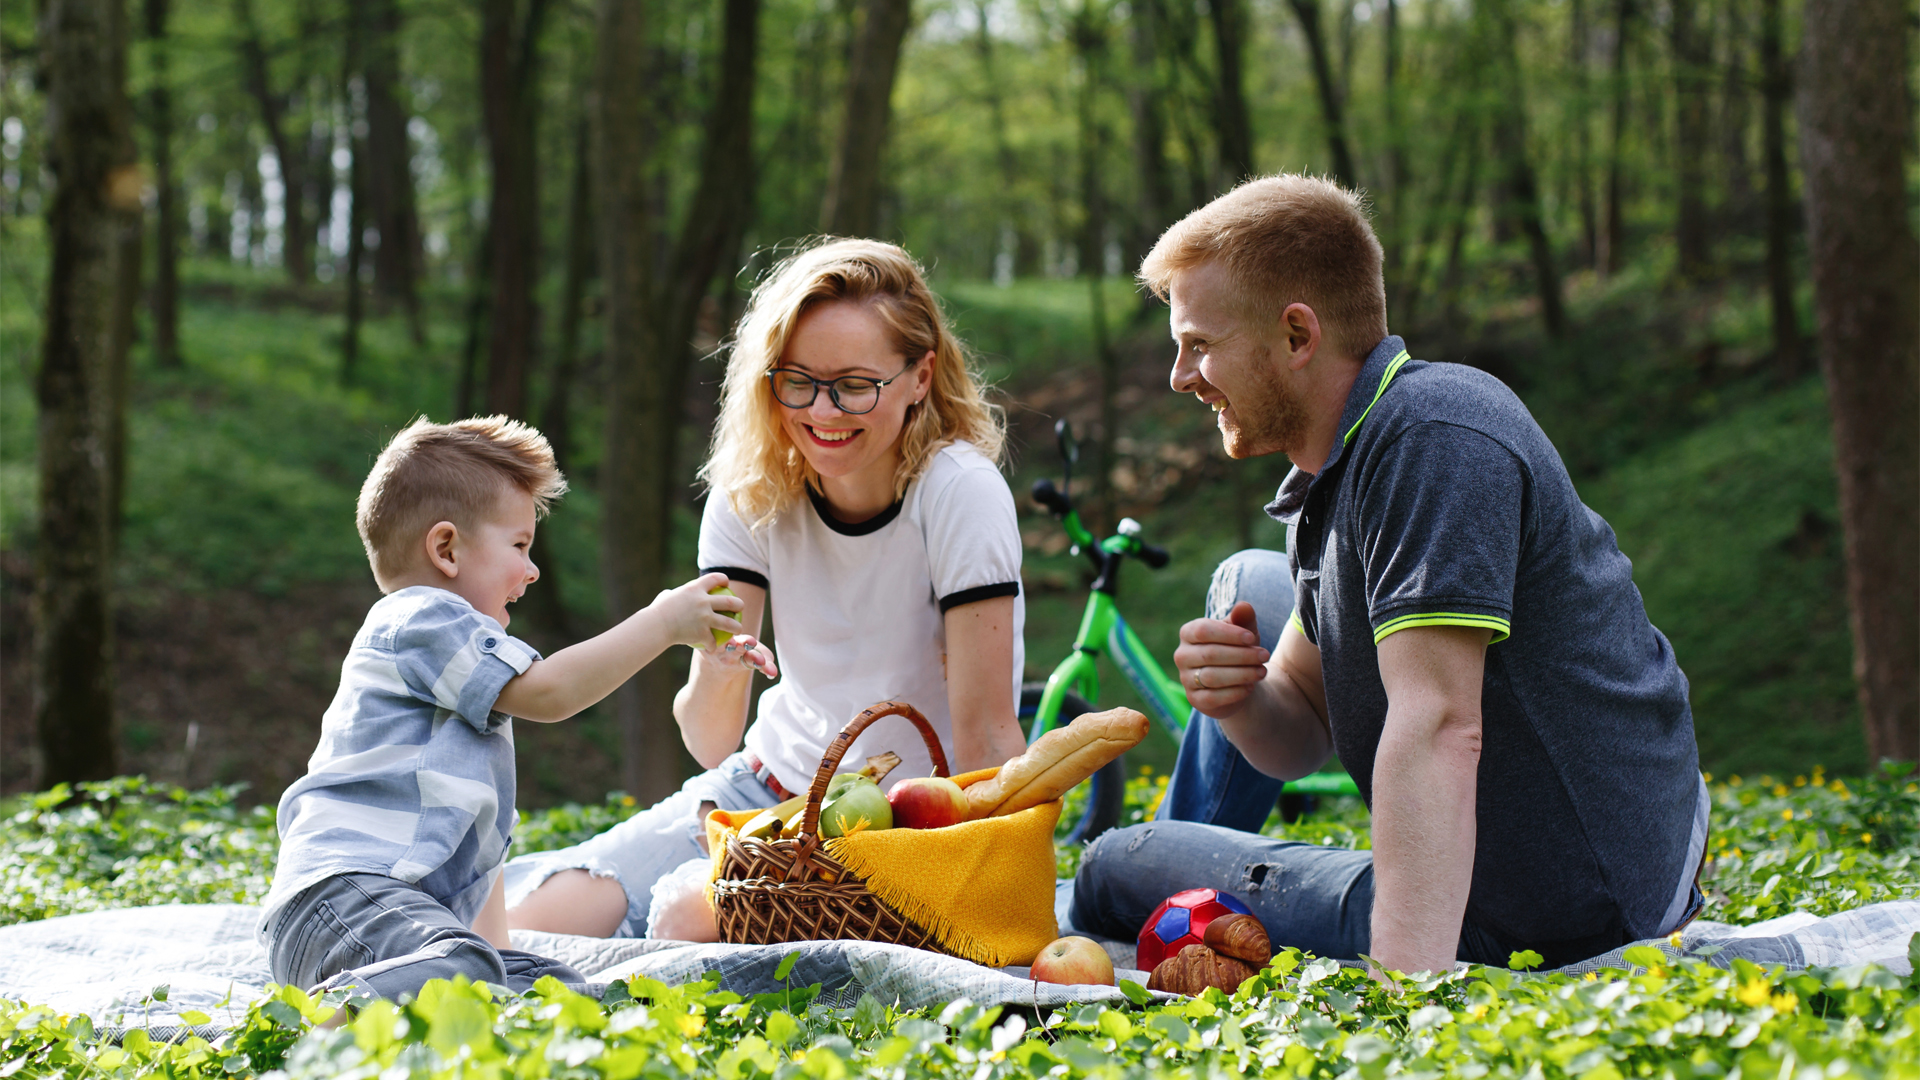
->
[1,772,1914,1077]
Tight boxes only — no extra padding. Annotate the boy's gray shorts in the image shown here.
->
[267,873,591,999]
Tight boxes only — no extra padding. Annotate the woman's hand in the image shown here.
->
[674,580,770,769]
[698,636,778,679]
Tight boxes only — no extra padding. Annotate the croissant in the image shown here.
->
[1144,944,1257,996]
[1201,913,1272,966]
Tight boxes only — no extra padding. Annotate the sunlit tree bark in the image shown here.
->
[821,0,911,236]
[234,0,313,282]
[599,0,761,801]
[480,0,552,419]
[1284,0,1356,186]
[1798,0,1919,764]
[36,0,136,786]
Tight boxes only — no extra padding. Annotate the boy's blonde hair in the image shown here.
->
[1139,174,1388,360]
[701,238,1005,528]
[357,415,568,588]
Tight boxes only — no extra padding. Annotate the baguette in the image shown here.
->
[965,707,1150,819]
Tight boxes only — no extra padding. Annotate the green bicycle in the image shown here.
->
[1020,420,1359,844]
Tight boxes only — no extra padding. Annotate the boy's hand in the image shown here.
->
[651,573,752,649]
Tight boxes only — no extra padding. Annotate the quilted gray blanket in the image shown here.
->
[0,901,1912,1035]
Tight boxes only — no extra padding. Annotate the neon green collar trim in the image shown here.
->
[1341,349,1412,446]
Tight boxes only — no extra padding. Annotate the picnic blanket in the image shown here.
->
[0,899,1913,1037]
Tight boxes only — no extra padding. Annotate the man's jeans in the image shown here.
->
[268,873,590,999]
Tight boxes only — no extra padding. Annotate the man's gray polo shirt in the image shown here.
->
[260,586,538,939]
[1272,335,1703,957]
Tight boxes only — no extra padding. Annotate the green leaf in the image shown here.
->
[1621,945,1668,970]
[1117,979,1152,1005]
[1507,950,1543,971]
[764,1009,799,1048]
[774,951,801,983]
[180,1009,211,1026]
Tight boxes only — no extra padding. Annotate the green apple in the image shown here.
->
[709,584,740,646]
[820,777,892,837]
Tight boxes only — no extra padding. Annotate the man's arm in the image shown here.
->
[943,595,1029,773]
[1368,623,1490,975]
[1173,602,1333,780]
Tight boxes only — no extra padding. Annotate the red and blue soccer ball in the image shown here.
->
[1136,888,1254,971]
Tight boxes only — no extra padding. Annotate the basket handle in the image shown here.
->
[797,700,949,840]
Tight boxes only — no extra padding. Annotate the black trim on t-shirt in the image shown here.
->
[699,566,769,590]
[806,484,904,536]
[938,582,1021,613]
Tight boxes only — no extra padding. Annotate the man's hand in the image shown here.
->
[1174,601,1271,719]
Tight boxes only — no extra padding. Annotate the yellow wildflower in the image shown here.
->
[1735,979,1771,1008]
[1729,775,1743,786]
[1862,834,1873,845]
[623,795,637,807]
[1468,1003,1490,1018]
[1770,992,1798,1014]
[1794,776,1806,787]
[1772,784,1789,798]
[1583,973,1598,982]
[1667,931,1685,948]
[1702,772,1713,784]
[1781,809,1794,821]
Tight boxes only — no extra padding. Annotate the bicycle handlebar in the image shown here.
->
[1030,478,1071,517]
[1137,542,1170,569]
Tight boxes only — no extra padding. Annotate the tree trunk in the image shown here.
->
[36,0,135,786]
[1381,0,1408,302]
[145,0,180,368]
[1797,0,1919,765]
[234,0,312,283]
[1717,0,1754,229]
[359,0,424,343]
[972,0,1038,275]
[599,0,761,802]
[1210,0,1257,180]
[1758,0,1798,376]
[1073,0,1119,530]
[1127,0,1177,255]
[480,0,552,419]
[1669,0,1712,279]
[1284,0,1357,186]
[543,112,593,475]
[821,0,912,235]
[343,108,368,384]
[1599,0,1632,276]
[1567,0,1597,266]
[1486,0,1567,339]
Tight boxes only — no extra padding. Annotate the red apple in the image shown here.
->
[1030,936,1115,986]
[886,775,969,830]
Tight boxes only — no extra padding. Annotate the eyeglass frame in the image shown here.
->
[764,360,918,416]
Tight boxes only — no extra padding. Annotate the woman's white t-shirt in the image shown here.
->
[697,441,1025,794]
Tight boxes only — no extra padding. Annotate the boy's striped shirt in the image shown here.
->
[259,587,538,938]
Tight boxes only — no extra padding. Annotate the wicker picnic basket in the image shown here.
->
[710,700,958,954]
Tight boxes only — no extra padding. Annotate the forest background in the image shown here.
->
[0,0,1914,810]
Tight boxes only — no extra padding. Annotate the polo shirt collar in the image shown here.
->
[1265,334,1409,524]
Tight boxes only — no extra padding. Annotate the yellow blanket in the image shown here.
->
[706,768,1060,968]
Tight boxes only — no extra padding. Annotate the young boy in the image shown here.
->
[259,415,774,1000]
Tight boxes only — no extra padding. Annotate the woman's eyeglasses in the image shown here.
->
[766,363,913,415]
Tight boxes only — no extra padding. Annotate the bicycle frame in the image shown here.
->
[1025,450,1360,800]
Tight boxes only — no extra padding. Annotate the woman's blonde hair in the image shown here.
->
[701,238,1005,528]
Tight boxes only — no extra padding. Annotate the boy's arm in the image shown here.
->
[673,581,769,769]
[472,872,511,950]
[495,573,754,723]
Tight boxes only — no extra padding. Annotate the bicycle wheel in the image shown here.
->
[1018,683,1127,845]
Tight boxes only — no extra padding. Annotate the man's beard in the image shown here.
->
[1220,354,1310,460]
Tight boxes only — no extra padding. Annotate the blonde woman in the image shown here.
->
[504,239,1031,939]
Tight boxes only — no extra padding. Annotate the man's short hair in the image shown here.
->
[356,416,567,587]
[1139,174,1388,360]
